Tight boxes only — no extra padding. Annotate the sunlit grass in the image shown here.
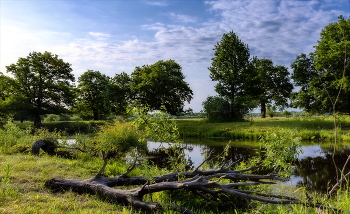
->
[176,116,350,142]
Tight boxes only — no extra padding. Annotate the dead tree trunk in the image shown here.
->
[45,166,335,213]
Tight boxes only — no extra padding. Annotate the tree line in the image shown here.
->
[0,56,193,127]
[203,16,349,122]
[0,16,349,125]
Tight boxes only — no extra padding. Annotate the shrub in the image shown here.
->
[0,120,34,153]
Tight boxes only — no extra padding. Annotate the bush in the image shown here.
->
[85,121,147,159]
[0,120,34,153]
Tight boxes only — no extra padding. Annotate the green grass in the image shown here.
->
[2,116,350,213]
[176,116,350,141]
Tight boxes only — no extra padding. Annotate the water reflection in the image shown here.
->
[147,140,350,193]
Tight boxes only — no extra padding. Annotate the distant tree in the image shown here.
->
[202,96,231,122]
[252,58,293,118]
[130,60,193,115]
[108,72,132,116]
[208,31,256,121]
[282,110,292,118]
[75,70,110,120]
[4,51,75,127]
[266,104,277,118]
[291,16,350,114]
[290,53,320,113]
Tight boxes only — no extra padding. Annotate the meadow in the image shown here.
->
[1,116,350,213]
[176,115,350,142]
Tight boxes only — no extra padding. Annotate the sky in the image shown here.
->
[1,0,350,112]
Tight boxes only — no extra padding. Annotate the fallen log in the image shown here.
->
[45,165,336,213]
[31,140,86,156]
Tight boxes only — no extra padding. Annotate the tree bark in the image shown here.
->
[45,167,335,213]
[261,101,266,118]
[34,114,42,128]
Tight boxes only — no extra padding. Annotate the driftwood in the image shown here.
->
[45,161,335,213]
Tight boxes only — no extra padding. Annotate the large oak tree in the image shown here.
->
[4,51,75,127]
[252,58,293,118]
[130,60,193,115]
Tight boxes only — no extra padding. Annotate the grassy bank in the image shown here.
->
[1,153,349,214]
[176,116,350,142]
[1,119,350,213]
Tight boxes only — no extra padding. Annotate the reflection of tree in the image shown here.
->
[293,153,350,192]
[196,143,259,170]
[146,145,194,171]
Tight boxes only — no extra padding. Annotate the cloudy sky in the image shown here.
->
[1,0,349,112]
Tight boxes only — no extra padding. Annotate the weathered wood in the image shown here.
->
[45,166,336,213]
[31,140,86,156]
[31,140,57,155]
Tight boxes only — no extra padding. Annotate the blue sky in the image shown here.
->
[1,0,349,112]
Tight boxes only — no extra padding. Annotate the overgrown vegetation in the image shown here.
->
[1,113,349,213]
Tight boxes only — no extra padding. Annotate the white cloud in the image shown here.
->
[2,0,349,112]
[145,1,168,6]
[205,0,346,66]
[168,13,197,23]
[88,32,111,40]
[142,23,167,31]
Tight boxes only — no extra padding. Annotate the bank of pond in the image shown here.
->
[11,116,350,141]
[149,139,350,194]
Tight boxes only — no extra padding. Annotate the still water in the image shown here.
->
[148,140,350,193]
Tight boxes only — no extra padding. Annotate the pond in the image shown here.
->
[148,139,350,193]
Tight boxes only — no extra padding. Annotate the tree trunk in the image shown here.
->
[45,166,334,213]
[34,114,42,128]
[261,101,266,118]
[93,110,99,120]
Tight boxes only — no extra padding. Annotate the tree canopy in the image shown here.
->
[291,16,350,114]
[4,51,75,127]
[208,31,256,121]
[75,70,110,120]
[252,58,293,118]
[108,72,132,116]
[130,60,193,115]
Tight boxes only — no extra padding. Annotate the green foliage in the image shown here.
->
[75,70,111,120]
[266,104,277,118]
[4,51,75,127]
[202,95,232,122]
[108,72,133,116]
[43,114,60,123]
[0,120,34,153]
[252,58,293,118]
[209,31,256,121]
[291,16,350,114]
[259,130,302,177]
[34,128,64,144]
[132,106,191,171]
[85,121,147,159]
[282,110,292,117]
[130,59,193,116]
[132,106,180,143]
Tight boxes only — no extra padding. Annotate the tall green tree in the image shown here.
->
[252,58,293,118]
[130,60,193,115]
[4,51,75,127]
[107,72,132,116]
[208,31,256,121]
[75,70,110,120]
[291,16,350,114]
